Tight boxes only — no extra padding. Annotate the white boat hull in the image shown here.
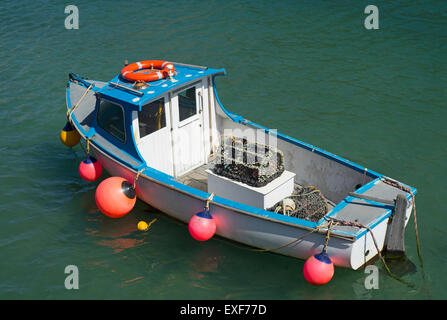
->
[93,145,408,270]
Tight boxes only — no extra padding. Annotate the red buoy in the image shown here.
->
[303,251,334,285]
[95,177,136,218]
[79,156,102,181]
[188,209,216,241]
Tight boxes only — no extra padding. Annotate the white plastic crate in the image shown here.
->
[206,169,295,209]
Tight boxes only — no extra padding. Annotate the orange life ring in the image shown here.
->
[121,60,175,82]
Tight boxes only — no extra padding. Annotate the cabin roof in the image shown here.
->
[97,62,225,110]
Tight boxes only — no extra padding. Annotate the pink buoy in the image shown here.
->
[79,156,102,181]
[95,177,136,218]
[188,209,216,241]
[303,251,334,285]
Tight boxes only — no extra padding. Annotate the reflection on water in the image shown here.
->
[122,276,144,287]
[188,246,221,285]
[91,217,144,254]
[385,256,418,278]
[352,276,374,300]
[97,238,144,254]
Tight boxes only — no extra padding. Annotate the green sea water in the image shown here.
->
[0,0,446,300]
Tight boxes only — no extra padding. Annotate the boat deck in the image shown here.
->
[176,159,336,213]
[176,160,214,192]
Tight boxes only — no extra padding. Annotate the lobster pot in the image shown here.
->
[212,135,285,187]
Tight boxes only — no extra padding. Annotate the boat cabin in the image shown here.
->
[85,62,223,178]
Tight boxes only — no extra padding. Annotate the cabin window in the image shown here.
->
[138,98,166,138]
[178,87,197,122]
[97,99,126,142]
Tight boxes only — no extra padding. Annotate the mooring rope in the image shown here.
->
[322,220,334,254]
[86,138,90,155]
[254,223,330,253]
[67,84,93,121]
[325,217,392,274]
[217,222,330,254]
[133,168,145,189]
[325,217,416,289]
[79,138,89,156]
[145,218,158,230]
[409,190,423,268]
[77,138,92,159]
[205,193,215,210]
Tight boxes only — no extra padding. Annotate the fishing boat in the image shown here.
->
[64,60,417,272]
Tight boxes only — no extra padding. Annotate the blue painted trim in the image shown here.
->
[212,74,240,123]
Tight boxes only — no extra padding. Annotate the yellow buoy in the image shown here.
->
[137,219,157,231]
[137,221,149,231]
[60,121,80,147]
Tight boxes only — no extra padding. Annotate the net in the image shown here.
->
[268,185,329,222]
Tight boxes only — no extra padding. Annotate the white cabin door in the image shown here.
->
[134,95,174,176]
[171,82,206,177]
